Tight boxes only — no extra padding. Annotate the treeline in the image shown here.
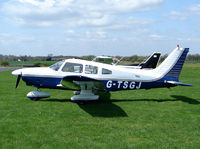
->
[0,54,78,62]
[0,54,200,66]
[186,54,200,63]
[81,54,200,64]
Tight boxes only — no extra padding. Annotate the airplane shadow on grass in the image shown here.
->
[40,95,199,118]
[40,98,128,118]
[111,95,200,105]
[78,101,128,118]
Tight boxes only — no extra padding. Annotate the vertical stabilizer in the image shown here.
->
[139,52,161,69]
[154,46,189,81]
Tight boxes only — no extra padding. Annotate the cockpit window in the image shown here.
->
[49,60,64,71]
[102,68,112,74]
[85,65,98,74]
[62,62,83,73]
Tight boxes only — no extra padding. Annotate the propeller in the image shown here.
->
[15,73,22,88]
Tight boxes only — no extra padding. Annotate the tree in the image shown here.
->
[1,61,9,66]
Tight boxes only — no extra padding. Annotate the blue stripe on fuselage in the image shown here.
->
[22,76,173,91]
[22,76,62,88]
[101,78,168,91]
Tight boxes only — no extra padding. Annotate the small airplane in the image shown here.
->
[93,52,161,69]
[93,56,114,64]
[12,45,192,101]
[116,52,161,69]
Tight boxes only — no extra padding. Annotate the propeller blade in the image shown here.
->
[16,74,21,88]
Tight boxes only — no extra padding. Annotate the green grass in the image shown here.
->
[9,61,56,67]
[0,64,200,149]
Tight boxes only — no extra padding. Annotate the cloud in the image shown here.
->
[166,3,200,21]
[187,4,200,15]
[101,0,163,13]
[166,11,188,21]
[0,33,37,55]
[1,0,171,56]
[65,29,109,41]
[1,0,163,28]
[149,34,165,40]
[0,33,34,44]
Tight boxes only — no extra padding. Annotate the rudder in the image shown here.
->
[165,48,189,79]
[153,46,189,81]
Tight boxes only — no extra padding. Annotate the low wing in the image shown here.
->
[60,76,105,90]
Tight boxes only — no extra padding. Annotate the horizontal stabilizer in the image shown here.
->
[166,81,193,87]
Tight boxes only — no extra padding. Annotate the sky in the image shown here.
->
[0,0,200,56]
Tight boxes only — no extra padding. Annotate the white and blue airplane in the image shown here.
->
[12,45,192,101]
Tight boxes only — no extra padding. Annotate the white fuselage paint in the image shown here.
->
[12,59,160,82]
[12,47,185,88]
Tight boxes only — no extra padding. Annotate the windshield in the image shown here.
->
[49,60,64,71]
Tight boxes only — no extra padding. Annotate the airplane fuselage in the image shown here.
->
[12,46,191,101]
[13,59,168,91]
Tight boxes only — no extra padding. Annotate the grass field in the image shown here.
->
[9,61,56,67]
[0,64,200,149]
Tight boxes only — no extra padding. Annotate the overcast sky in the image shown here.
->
[0,0,200,56]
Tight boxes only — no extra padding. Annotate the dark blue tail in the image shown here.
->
[165,48,189,81]
[154,47,192,86]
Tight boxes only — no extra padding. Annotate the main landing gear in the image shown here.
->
[71,82,99,102]
[26,82,100,102]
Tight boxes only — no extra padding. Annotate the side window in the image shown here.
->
[62,63,83,73]
[85,65,98,74]
[102,68,112,74]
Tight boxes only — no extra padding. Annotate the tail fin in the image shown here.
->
[154,46,189,81]
[139,52,161,69]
